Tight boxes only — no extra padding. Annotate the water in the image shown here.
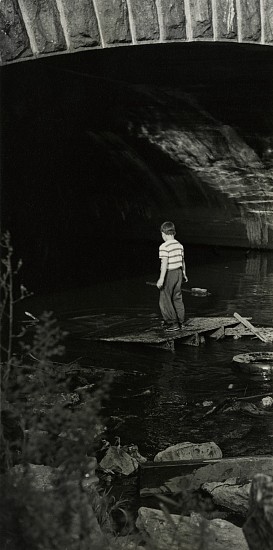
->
[20,246,273,459]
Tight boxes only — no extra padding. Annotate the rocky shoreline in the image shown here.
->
[2,348,273,549]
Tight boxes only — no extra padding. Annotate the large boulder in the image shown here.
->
[141,456,273,497]
[202,477,251,516]
[154,441,222,462]
[136,507,248,550]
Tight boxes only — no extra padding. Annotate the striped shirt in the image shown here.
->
[159,239,184,270]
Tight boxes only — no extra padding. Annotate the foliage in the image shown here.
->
[0,232,120,549]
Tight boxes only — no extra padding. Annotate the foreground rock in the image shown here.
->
[202,477,251,516]
[154,441,222,462]
[141,456,273,496]
[136,507,248,550]
[243,474,273,550]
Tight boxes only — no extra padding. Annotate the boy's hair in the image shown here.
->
[160,221,176,235]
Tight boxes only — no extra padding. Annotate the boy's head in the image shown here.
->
[160,221,176,237]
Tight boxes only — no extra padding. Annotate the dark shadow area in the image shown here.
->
[1,42,273,292]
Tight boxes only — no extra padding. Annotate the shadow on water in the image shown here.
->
[19,246,273,460]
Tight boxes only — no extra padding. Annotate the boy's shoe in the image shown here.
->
[165,324,180,333]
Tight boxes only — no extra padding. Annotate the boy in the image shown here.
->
[157,221,188,332]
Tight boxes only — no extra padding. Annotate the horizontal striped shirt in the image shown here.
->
[159,239,184,270]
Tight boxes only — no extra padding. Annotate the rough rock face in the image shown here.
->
[202,477,251,516]
[59,0,101,49]
[136,507,248,550]
[190,0,213,39]
[0,0,31,62]
[129,0,159,42]
[17,0,66,54]
[160,0,186,41]
[141,456,273,496]
[154,441,222,462]
[128,87,273,249]
[240,0,261,41]
[264,0,273,43]
[95,0,132,45]
[0,0,272,64]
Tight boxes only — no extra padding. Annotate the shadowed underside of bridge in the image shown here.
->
[0,0,273,64]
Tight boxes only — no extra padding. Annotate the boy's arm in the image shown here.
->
[157,257,168,289]
[182,258,188,283]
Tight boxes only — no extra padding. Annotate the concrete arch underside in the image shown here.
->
[0,0,273,64]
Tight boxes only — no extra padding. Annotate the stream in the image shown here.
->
[21,245,273,461]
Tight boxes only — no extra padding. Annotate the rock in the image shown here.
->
[221,401,272,416]
[136,507,248,550]
[99,447,139,476]
[260,396,273,408]
[243,473,273,550]
[123,444,147,464]
[141,456,273,497]
[74,383,95,393]
[202,477,251,516]
[191,287,209,295]
[114,535,145,549]
[219,425,251,442]
[154,441,222,462]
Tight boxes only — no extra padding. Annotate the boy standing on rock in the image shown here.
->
[157,221,188,332]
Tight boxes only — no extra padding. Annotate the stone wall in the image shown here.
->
[0,0,272,64]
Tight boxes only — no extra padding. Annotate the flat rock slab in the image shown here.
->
[136,507,248,550]
[140,456,273,497]
[97,317,241,344]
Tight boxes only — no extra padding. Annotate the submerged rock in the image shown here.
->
[202,477,251,516]
[154,441,222,462]
[136,507,248,550]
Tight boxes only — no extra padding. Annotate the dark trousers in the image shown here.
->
[159,268,185,326]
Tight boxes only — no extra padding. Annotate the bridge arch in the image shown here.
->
[0,0,273,64]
